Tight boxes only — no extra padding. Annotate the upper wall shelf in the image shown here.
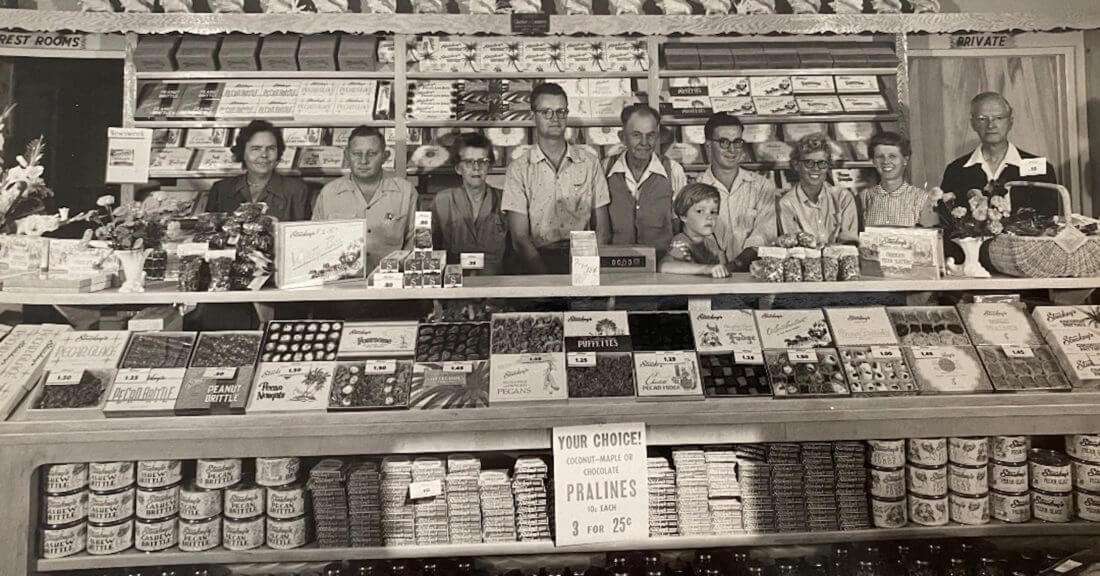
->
[2,9,1100,36]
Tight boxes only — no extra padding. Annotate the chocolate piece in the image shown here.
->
[490,313,564,355]
[415,322,490,362]
[698,353,770,396]
[765,349,851,398]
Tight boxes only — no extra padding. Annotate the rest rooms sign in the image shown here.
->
[0,32,88,50]
[553,422,648,546]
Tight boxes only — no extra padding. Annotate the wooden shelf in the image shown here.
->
[658,67,898,77]
[663,114,899,125]
[34,522,1100,572]
[407,70,648,79]
[135,70,396,80]
[680,162,874,171]
[134,119,395,128]
[405,118,619,128]
[0,273,1095,306]
[151,168,346,178]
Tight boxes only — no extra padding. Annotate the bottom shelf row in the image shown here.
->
[38,434,1100,570]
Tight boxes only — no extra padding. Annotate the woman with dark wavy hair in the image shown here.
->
[205,120,310,221]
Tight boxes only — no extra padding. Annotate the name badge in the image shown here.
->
[1019,157,1048,177]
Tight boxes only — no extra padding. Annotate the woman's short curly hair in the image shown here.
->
[231,119,286,164]
[790,132,834,165]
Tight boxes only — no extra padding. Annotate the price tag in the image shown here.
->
[46,369,84,385]
[871,346,902,360]
[365,360,397,374]
[1019,157,1048,177]
[278,364,306,376]
[372,272,404,289]
[567,352,597,368]
[733,349,764,365]
[116,369,150,384]
[913,347,943,359]
[204,367,238,379]
[1002,345,1035,359]
[176,242,208,257]
[408,479,443,499]
[788,349,818,364]
[460,253,485,270]
[128,318,164,332]
[443,362,472,373]
[414,211,432,228]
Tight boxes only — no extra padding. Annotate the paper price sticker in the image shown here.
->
[460,253,485,270]
[567,352,597,367]
[788,349,818,364]
[408,479,443,499]
[117,369,150,384]
[913,347,943,359]
[443,362,472,373]
[414,211,432,228]
[278,364,306,376]
[733,349,764,365]
[203,367,238,380]
[1002,345,1035,359]
[871,346,902,360]
[365,360,397,374]
[1019,157,1048,177]
[128,318,164,332]
[46,369,84,385]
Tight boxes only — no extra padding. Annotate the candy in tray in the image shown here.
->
[838,346,916,396]
[699,353,771,397]
[260,320,343,363]
[490,313,564,355]
[628,312,695,352]
[329,360,413,409]
[764,348,850,398]
[975,346,1071,393]
[415,322,490,362]
[886,307,971,346]
[119,332,197,369]
[564,312,636,399]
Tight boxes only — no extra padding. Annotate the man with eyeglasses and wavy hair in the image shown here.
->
[940,92,1058,213]
[687,112,778,270]
[313,125,418,273]
[502,82,611,274]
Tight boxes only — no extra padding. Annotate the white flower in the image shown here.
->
[951,207,968,218]
[989,220,1004,235]
[96,195,115,207]
[989,209,1003,222]
[942,192,956,203]
[929,187,944,203]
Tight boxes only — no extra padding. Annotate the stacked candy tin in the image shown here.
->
[989,435,1031,523]
[259,456,309,549]
[85,461,135,555]
[906,438,949,527]
[867,439,906,528]
[947,437,989,525]
[1068,434,1100,522]
[40,463,89,559]
[1030,448,1073,523]
[135,459,182,553]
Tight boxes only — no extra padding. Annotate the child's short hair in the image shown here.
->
[674,182,722,218]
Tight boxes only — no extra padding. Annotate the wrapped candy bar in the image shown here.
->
[787,0,820,12]
[208,0,245,10]
[751,246,786,283]
[735,0,774,13]
[821,245,842,282]
[837,245,860,281]
[802,248,824,282]
[206,250,236,292]
[784,247,804,283]
[659,0,693,14]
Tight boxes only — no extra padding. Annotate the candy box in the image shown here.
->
[628,312,695,352]
[259,34,300,71]
[219,34,261,71]
[104,367,189,417]
[274,220,366,289]
[0,324,71,420]
[415,322,489,362]
[699,352,770,397]
[957,303,1042,346]
[175,331,262,415]
[859,227,944,280]
[175,35,220,72]
[886,306,971,346]
[691,310,761,353]
[1052,353,1100,389]
[826,307,898,346]
[1032,306,1100,336]
[248,362,336,413]
[26,330,131,415]
[838,346,916,396]
[564,312,635,399]
[975,345,1071,392]
[754,309,833,349]
[765,348,851,398]
[903,346,993,394]
[490,313,567,403]
[410,360,489,409]
[120,332,197,369]
[337,321,417,359]
[633,351,703,399]
[259,320,343,363]
[329,359,412,410]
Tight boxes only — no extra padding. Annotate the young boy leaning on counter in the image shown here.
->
[659,182,731,279]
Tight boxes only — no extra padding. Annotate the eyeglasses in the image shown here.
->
[349,150,383,162]
[799,159,832,171]
[708,137,746,152]
[973,114,1011,125]
[534,108,569,120]
[461,158,491,169]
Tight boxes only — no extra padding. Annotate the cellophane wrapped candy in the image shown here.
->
[207,252,235,292]
[179,255,209,292]
[821,246,841,282]
[802,248,824,282]
[837,246,861,281]
[751,247,787,283]
[784,248,804,282]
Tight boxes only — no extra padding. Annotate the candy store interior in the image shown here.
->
[7,1,1100,576]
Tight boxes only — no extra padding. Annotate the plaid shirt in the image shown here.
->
[860,182,932,227]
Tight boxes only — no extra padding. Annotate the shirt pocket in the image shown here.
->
[380,211,407,246]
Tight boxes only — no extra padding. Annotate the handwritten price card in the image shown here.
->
[553,422,648,546]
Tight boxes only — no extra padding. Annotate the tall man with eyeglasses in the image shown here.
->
[313,125,418,273]
[604,103,686,259]
[503,82,611,274]
[941,92,1058,214]
[432,133,509,275]
[690,112,778,269]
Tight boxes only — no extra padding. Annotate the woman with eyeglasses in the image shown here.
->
[431,133,510,275]
[205,119,310,222]
[776,132,859,245]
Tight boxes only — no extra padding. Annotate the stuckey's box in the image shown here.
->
[563,311,635,400]
[298,34,339,71]
[825,307,899,346]
[175,36,221,71]
[859,227,944,280]
[247,362,336,413]
[490,313,567,403]
[690,309,761,353]
[0,324,71,420]
[133,35,181,72]
[219,34,261,71]
[0,235,50,272]
[175,331,262,415]
[338,34,379,71]
[957,303,1043,346]
[25,330,131,419]
[259,34,300,71]
[274,220,367,289]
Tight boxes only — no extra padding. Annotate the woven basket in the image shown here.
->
[987,182,1100,277]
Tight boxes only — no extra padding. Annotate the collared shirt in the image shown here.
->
[502,144,610,248]
[860,182,933,227]
[695,167,779,260]
[606,153,687,199]
[963,143,1025,182]
[312,174,419,272]
[778,183,859,245]
[432,185,508,275]
[205,173,311,222]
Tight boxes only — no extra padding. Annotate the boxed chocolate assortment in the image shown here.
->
[563,312,635,400]
[274,220,367,289]
[411,322,490,409]
[330,322,418,410]
[691,310,769,398]
[902,346,993,394]
[249,321,342,413]
[975,345,1071,393]
[886,306,972,346]
[825,307,899,346]
[838,346,915,396]
[754,309,835,349]
[31,331,131,414]
[958,303,1043,347]
[175,331,263,415]
[858,227,944,280]
[765,348,851,398]
[489,313,567,403]
[629,312,702,399]
[1032,306,1100,389]
[103,332,198,417]
[0,324,71,420]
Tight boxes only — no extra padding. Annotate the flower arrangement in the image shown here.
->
[90,195,166,251]
[932,185,1011,240]
[0,104,54,233]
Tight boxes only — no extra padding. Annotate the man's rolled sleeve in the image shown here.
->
[501,163,529,214]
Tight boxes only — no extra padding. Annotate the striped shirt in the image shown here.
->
[860,182,933,227]
[695,168,779,261]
